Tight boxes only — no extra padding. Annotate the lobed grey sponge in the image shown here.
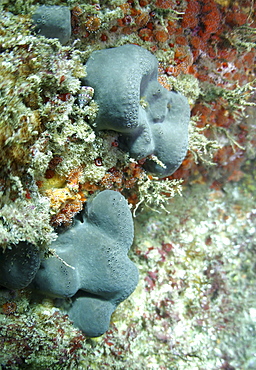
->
[0,242,40,290]
[82,44,190,178]
[32,190,139,337]
[32,5,71,45]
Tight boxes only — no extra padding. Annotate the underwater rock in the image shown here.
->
[0,242,40,290]
[82,44,190,178]
[32,5,71,45]
[32,190,139,337]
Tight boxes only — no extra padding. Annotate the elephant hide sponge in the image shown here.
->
[0,242,40,290]
[82,44,190,178]
[32,5,71,45]
[32,190,139,337]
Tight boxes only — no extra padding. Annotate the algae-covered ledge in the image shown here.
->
[0,6,192,339]
[0,0,255,368]
[0,9,193,250]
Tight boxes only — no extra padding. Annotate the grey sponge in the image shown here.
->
[69,297,115,338]
[82,44,190,177]
[0,242,40,290]
[33,190,139,337]
[32,5,71,45]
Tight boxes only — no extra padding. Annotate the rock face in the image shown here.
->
[32,190,139,337]
[0,242,41,290]
[32,6,71,45]
[82,44,190,178]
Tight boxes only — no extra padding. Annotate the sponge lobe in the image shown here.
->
[33,190,138,337]
[32,5,71,45]
[0,242,40,290]
[82,44,190,178]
